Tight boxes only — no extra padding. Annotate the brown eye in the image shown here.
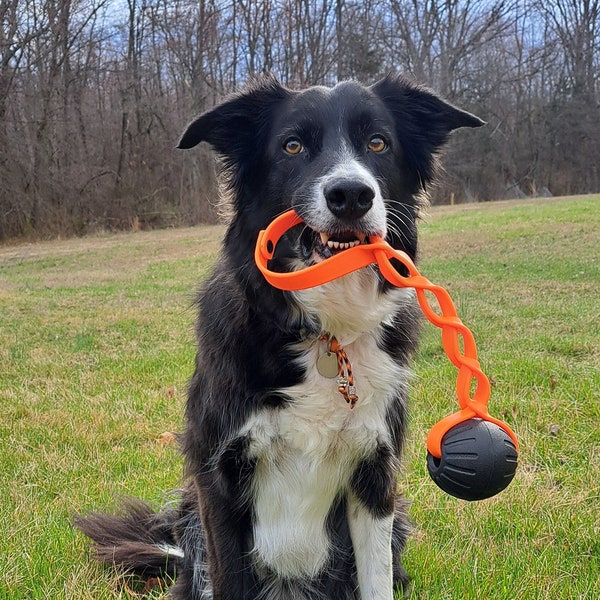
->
[284,138,303,155]
[368,136,387,153]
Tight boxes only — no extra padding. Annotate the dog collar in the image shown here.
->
[317,334,358,408]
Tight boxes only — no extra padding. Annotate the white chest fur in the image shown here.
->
[242,316,411,579]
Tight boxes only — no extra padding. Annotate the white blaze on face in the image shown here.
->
[308,142,387,239]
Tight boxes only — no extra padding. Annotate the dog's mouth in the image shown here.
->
[300,227,370,261]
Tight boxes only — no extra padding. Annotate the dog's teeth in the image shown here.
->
[319,231,368,253]
[325,238,363,251]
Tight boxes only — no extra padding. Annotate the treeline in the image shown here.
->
[1,0,599,239]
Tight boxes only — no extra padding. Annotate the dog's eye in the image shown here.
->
[283,138,303,155]
[368,136,387,153]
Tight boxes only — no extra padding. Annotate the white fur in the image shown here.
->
[242,271,412,585]
[307,145,388,239]
[294,267,414,345]
[348,495,394,599]
[155,543,185,559]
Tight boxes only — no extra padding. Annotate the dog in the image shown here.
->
[75,73,483,599]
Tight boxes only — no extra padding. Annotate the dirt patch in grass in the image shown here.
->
[0,224,225,264]
[0,225,225,290]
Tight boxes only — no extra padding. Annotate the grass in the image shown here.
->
[1,196,598,599]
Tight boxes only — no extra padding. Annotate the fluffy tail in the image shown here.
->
[74,498,183,579]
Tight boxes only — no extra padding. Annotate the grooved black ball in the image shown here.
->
[427,418,518,501]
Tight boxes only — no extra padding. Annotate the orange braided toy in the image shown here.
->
[255,209,518,500]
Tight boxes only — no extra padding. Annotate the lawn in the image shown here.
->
[1,196,598,599]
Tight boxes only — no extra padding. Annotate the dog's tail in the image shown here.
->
[74,498,183,579]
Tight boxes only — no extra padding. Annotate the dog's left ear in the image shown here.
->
[372,74,485,182]
[177,74,290,157]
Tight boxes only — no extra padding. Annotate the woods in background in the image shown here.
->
[1,0,599,239]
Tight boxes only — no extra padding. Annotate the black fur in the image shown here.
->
[76,74,483,599]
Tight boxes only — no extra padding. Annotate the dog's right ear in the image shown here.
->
[177,74,290,157]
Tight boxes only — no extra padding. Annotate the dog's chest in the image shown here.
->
[242,330,409,578]
[247,330,406,457]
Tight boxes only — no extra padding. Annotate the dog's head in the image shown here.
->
[178,74,483,266]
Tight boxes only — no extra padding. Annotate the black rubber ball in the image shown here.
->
[427,418,518,501]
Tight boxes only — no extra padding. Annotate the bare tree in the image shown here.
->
[0,0,48,236]
[387,0,516,98]
[535,0,600,192]
[1,0,599,238]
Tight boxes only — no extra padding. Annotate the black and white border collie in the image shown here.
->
[76,74,483,599]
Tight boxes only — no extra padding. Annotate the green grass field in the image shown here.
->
[1,196,598,599]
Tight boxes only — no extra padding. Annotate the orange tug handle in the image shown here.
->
[254,210,518,458]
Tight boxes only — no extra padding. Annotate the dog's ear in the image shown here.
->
[372,74,485,182]
[177,74,290,155]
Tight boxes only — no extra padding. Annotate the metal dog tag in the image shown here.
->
[317,352,338,378]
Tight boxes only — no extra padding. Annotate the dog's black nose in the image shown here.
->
[324,179,375,220]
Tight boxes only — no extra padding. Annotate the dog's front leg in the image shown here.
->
[192,440,256,600]
[348,447,397,599]
[348,495,394,599]
[199,499,248,596]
